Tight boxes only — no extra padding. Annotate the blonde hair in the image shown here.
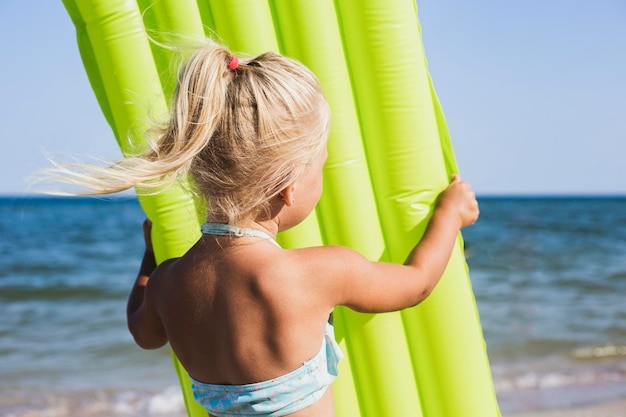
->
[47,40,331,224]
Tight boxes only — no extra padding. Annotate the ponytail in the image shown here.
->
[38,42,236,196]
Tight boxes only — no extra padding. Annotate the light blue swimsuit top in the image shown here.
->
[192,223,344,417]
[200,223,281,247]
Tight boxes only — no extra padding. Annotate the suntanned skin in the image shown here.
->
[127,149,479,417]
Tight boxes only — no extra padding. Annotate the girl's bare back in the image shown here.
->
[151,237,335,386]
[142,235,342,416]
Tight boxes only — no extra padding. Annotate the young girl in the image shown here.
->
[57,41,478,417]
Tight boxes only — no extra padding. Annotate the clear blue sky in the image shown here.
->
[1,1,624,195]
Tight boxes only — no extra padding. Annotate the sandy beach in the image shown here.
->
[507,399,626,417]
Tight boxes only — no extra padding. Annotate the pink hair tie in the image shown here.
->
[228,55,239,70]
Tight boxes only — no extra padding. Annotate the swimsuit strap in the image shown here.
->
[201,223,280,248]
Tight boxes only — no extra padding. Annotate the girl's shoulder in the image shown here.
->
[152,257,180,274]
[286,244,368,264]
[280,244,374,284]
[146,256,185,289]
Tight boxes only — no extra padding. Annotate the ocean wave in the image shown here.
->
[494,368,626,392]
[0,285,125,302]
[572,344,626,359]
[0,386,185,417]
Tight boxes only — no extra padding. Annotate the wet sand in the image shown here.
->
[506,399,626,417]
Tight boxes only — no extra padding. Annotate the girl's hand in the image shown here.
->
[435,174,479,229]
[142,219,154,253]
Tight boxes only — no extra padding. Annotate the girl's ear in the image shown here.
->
[279,183,296,207]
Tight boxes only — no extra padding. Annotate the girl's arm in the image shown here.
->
[127,220,168,349]
[313,175,479,313]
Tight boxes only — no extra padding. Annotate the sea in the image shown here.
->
[1,195,625,417]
